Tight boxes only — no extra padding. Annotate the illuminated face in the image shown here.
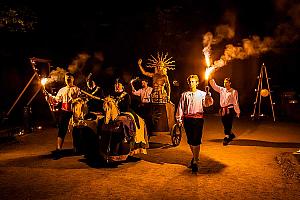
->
[65,75,74,86]
[141,80,148,88]
[157,61,165,72]
[115,83,124,92]
[224,79,231,88]
[188,77,198,90]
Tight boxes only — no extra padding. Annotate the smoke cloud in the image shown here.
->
[68,52,91,74]
[203,24,235,47]
[47,67,66,84]
[203,1,300,69]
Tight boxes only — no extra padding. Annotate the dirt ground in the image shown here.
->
[1,115,300,200]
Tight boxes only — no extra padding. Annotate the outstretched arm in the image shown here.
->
[138,59,154,78]
[209,79,221,93]
[130,80,141,96]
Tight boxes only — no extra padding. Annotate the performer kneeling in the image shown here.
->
[176,75,213,172]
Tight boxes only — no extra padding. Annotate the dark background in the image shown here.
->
[1,0,300,127]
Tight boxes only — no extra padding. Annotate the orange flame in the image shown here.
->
[205,56,211,67]
[205,67,214,80]
[203,46,213,80]
[41,78,48,86]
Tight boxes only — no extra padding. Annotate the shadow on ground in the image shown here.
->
[139,143,227,174]
[148,142,173,149]
[209,139,300,148]
[78,156,142,169]
[0,148,143,170]
[0,149,88,169]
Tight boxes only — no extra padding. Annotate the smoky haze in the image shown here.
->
[203,0,300,69]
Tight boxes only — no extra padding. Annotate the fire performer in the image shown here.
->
[176,75,213,173]
[47,72,81,159]
[209,77,240,146]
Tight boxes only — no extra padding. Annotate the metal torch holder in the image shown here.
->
[251,63,276,122]
[4,58,53,129]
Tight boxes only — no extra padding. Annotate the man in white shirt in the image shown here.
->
[48,72,81,159]
[176,75,213,173]
[130,78,153,131]
[209,77,240,146]
[131,78,153,104]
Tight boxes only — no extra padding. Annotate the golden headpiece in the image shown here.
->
[146,52,176,70]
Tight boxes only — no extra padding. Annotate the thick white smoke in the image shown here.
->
[203,1,300,70]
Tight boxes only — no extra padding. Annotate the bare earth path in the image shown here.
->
[1,115,300,200]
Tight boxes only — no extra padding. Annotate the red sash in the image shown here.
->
[184,112,204,119]
[62,103,72,112]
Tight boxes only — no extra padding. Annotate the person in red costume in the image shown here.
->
[48,72,81,159]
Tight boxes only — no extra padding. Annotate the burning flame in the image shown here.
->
[41,78,48,86]
[205,67,215,80]
[203,46,214,80]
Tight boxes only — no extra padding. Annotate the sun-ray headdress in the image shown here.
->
[146,52,176,70]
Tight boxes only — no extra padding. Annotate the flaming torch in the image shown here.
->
[40,77,57,111]
[203,46,213,94]
[40,77,50,95]
[41,77,48,88]
[203,46,212,85]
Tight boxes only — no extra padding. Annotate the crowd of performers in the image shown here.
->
[44,52,240,173]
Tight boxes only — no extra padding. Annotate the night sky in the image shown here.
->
[1,0,300,124]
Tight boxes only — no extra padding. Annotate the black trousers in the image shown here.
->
[58,110,73,139]
[183,118,204,146]
[221,108,235,136]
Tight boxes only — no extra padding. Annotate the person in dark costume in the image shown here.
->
[85,73,105,114]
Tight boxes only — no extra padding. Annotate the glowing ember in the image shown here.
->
[41,78,48,86]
